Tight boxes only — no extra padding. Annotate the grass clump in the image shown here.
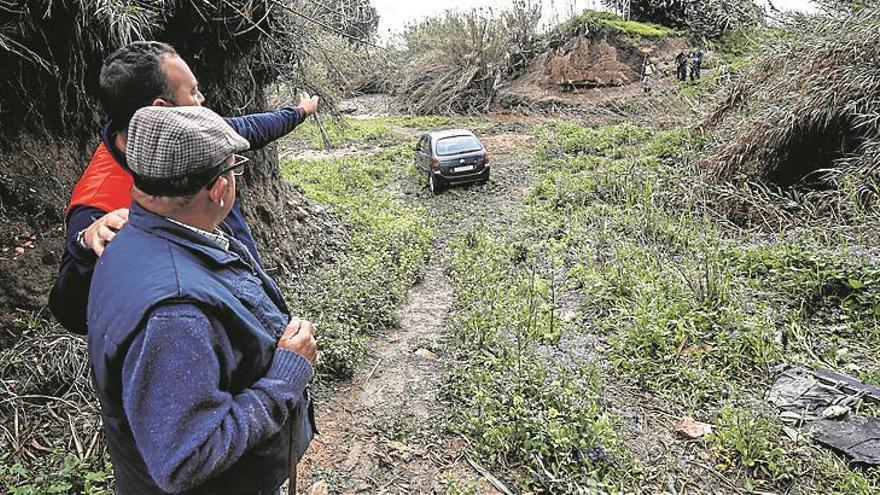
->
[707,405,799,488]
[606,247,782,403]
[538,121,652,158]
[548,10,675,46]
[385,115,461,130]
[527,121,786,406]
[282,148,433,377]
[446,230,627,493]
[523,118,880,490]
[728,243,880,375]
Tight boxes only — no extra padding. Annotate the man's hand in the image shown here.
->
[278,317,318,365]
[83,208,129,257]
[298,91,319,117]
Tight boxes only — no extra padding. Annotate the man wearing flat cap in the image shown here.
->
[88,106,317,494]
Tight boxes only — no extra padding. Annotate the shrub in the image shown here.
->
[396,1,542,115]
[602,0,764,38]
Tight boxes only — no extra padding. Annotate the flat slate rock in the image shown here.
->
[811,416,880,466]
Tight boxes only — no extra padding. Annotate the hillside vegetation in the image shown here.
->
[703,8,880,228]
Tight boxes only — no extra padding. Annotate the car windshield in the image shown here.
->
[436,136,481,156]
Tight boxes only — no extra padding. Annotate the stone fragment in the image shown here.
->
[676,416,713,439]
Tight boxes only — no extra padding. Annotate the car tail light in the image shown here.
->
[431,157,440,171]
[483,151,490,164]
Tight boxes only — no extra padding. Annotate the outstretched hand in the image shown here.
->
[83,208,129,257]
[298,91,320,117]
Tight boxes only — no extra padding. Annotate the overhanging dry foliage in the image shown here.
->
[396,1,542,115]
[603,0,763,38]
[0,0,380,141]
[297,31,400,99]
[701,7,880,223]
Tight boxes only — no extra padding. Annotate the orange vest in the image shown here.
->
[66,143,133,216]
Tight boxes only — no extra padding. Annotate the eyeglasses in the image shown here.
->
[207,154,250,186]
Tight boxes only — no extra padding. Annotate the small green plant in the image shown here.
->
[387,115,464,130]
[446,230,628,493]
[288,117,392,150]
[707,406,797,486]
[440,476,480,495]
[0,452,113,495]
[537,121,651,158]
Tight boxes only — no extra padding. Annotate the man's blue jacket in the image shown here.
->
[88,202,314,494]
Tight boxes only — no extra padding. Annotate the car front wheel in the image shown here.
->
[429,174,443,195]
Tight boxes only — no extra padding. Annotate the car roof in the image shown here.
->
[424,128,478,140]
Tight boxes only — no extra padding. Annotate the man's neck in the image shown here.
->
[114,132,127,154]
[136,199,218,232]
[171,212,217,233]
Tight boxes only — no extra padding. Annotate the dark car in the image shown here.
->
[414,129,490,194]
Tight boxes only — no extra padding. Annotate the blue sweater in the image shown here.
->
[88,202,315,494]
[49,107,306,334]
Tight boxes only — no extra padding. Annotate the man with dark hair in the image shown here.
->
[89,105,317,494]
[50,41,318,334]
[97,41,183,133]
[675,51,688,82]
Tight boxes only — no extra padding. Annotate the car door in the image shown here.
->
[415,136,430,173]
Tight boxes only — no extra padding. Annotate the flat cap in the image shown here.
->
[127,106,250,180]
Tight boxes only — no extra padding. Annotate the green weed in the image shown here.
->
[537,121,651,159]
[811,452,880,495]
[282,148,433,376]
[386,115,464,130]
[446,230,627,493]
[440,476,479,495]
[521,119,879,490]
[707,405,798,487]
[0,452,113,495]
[289,117,392,150]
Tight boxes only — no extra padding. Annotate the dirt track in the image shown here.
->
[295,266,476,494]
[292,125,534,494]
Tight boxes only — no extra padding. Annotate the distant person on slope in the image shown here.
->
[642,59,656,94]
[690,49,704,81]
[49,41,319,334]
[88,106,317,494]
[675,51,688,82]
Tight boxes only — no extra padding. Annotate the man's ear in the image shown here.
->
[152,97,172,107]
[208,176,228,205]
